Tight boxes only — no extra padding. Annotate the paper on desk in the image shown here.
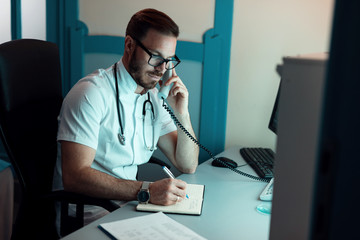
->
[98,212,207,240]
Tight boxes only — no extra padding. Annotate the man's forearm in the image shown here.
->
[63,167,189,206]
[63,167,142,201]
[174,112,199,173]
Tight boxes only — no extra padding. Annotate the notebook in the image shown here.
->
[136,184,205,215]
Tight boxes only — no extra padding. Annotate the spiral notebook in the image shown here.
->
[136,184,205,215]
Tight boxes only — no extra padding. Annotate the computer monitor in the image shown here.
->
[269,53,328,240]
[268,82,281,135]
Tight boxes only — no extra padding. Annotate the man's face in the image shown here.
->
[128,29,177,92]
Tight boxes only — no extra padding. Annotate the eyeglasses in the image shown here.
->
[132,37,181,70]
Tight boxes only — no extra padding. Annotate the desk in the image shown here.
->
[62,146,271,240]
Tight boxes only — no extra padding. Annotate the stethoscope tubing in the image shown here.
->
[113,62,156,151]
[113,63,126,145]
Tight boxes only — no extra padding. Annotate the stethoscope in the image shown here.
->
[113,62,157,151]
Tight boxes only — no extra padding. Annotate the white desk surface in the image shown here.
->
[62,146,271,240]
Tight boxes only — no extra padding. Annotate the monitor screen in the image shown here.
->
[268,81,281,134]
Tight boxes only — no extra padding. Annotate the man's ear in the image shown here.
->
[124,35,135,55]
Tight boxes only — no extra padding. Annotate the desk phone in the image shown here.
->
[260,178,274,201]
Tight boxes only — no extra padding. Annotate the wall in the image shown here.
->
[0,0,11,43]
[0,0,46,44]
[226,0,334,150]
[21,0,46,40]
[79,0,215,42]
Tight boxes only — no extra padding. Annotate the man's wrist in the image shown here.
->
[137,181,151,204]
[175,111,191,127]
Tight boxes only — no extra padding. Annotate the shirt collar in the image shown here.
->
[116,58,138,94]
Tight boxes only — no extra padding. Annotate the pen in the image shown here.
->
[162,166,189,199]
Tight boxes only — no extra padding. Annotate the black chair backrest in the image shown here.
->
[0,39,121,239]
[0,39,63,197]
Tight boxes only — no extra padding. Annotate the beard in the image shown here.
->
[128,50,163,90]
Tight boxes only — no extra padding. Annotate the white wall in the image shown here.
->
[226,0,334,150]
[0,0,11,44]
[79,0,215,42]
[0,0,46,44]
[21,0,46,40]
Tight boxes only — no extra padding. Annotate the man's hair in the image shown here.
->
[126,8,179,40]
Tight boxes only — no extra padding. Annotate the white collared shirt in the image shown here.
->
[53,59,176,190]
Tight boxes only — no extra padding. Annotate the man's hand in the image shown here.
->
[149,178,187,205]
[162,68,189,116]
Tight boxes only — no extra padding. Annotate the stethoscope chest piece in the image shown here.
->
[118,133,125,145]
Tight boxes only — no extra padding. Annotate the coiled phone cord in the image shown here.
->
[161,98,270,183]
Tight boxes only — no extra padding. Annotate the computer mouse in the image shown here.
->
[211,157,238,168]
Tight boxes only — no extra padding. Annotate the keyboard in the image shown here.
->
[239,147,275,179]
[260,178,274,201]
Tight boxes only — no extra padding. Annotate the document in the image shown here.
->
[98,212,207,240]
[136,184,205,215]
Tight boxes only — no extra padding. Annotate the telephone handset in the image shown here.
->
[158,63,269,183]
[158,62,173,99]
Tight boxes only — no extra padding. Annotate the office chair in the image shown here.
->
[0,39,121,239]
[0,39,171,239]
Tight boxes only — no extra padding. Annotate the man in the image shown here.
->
[53,8,199,218]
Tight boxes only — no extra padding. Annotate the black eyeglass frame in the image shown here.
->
[131,36,181,69]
